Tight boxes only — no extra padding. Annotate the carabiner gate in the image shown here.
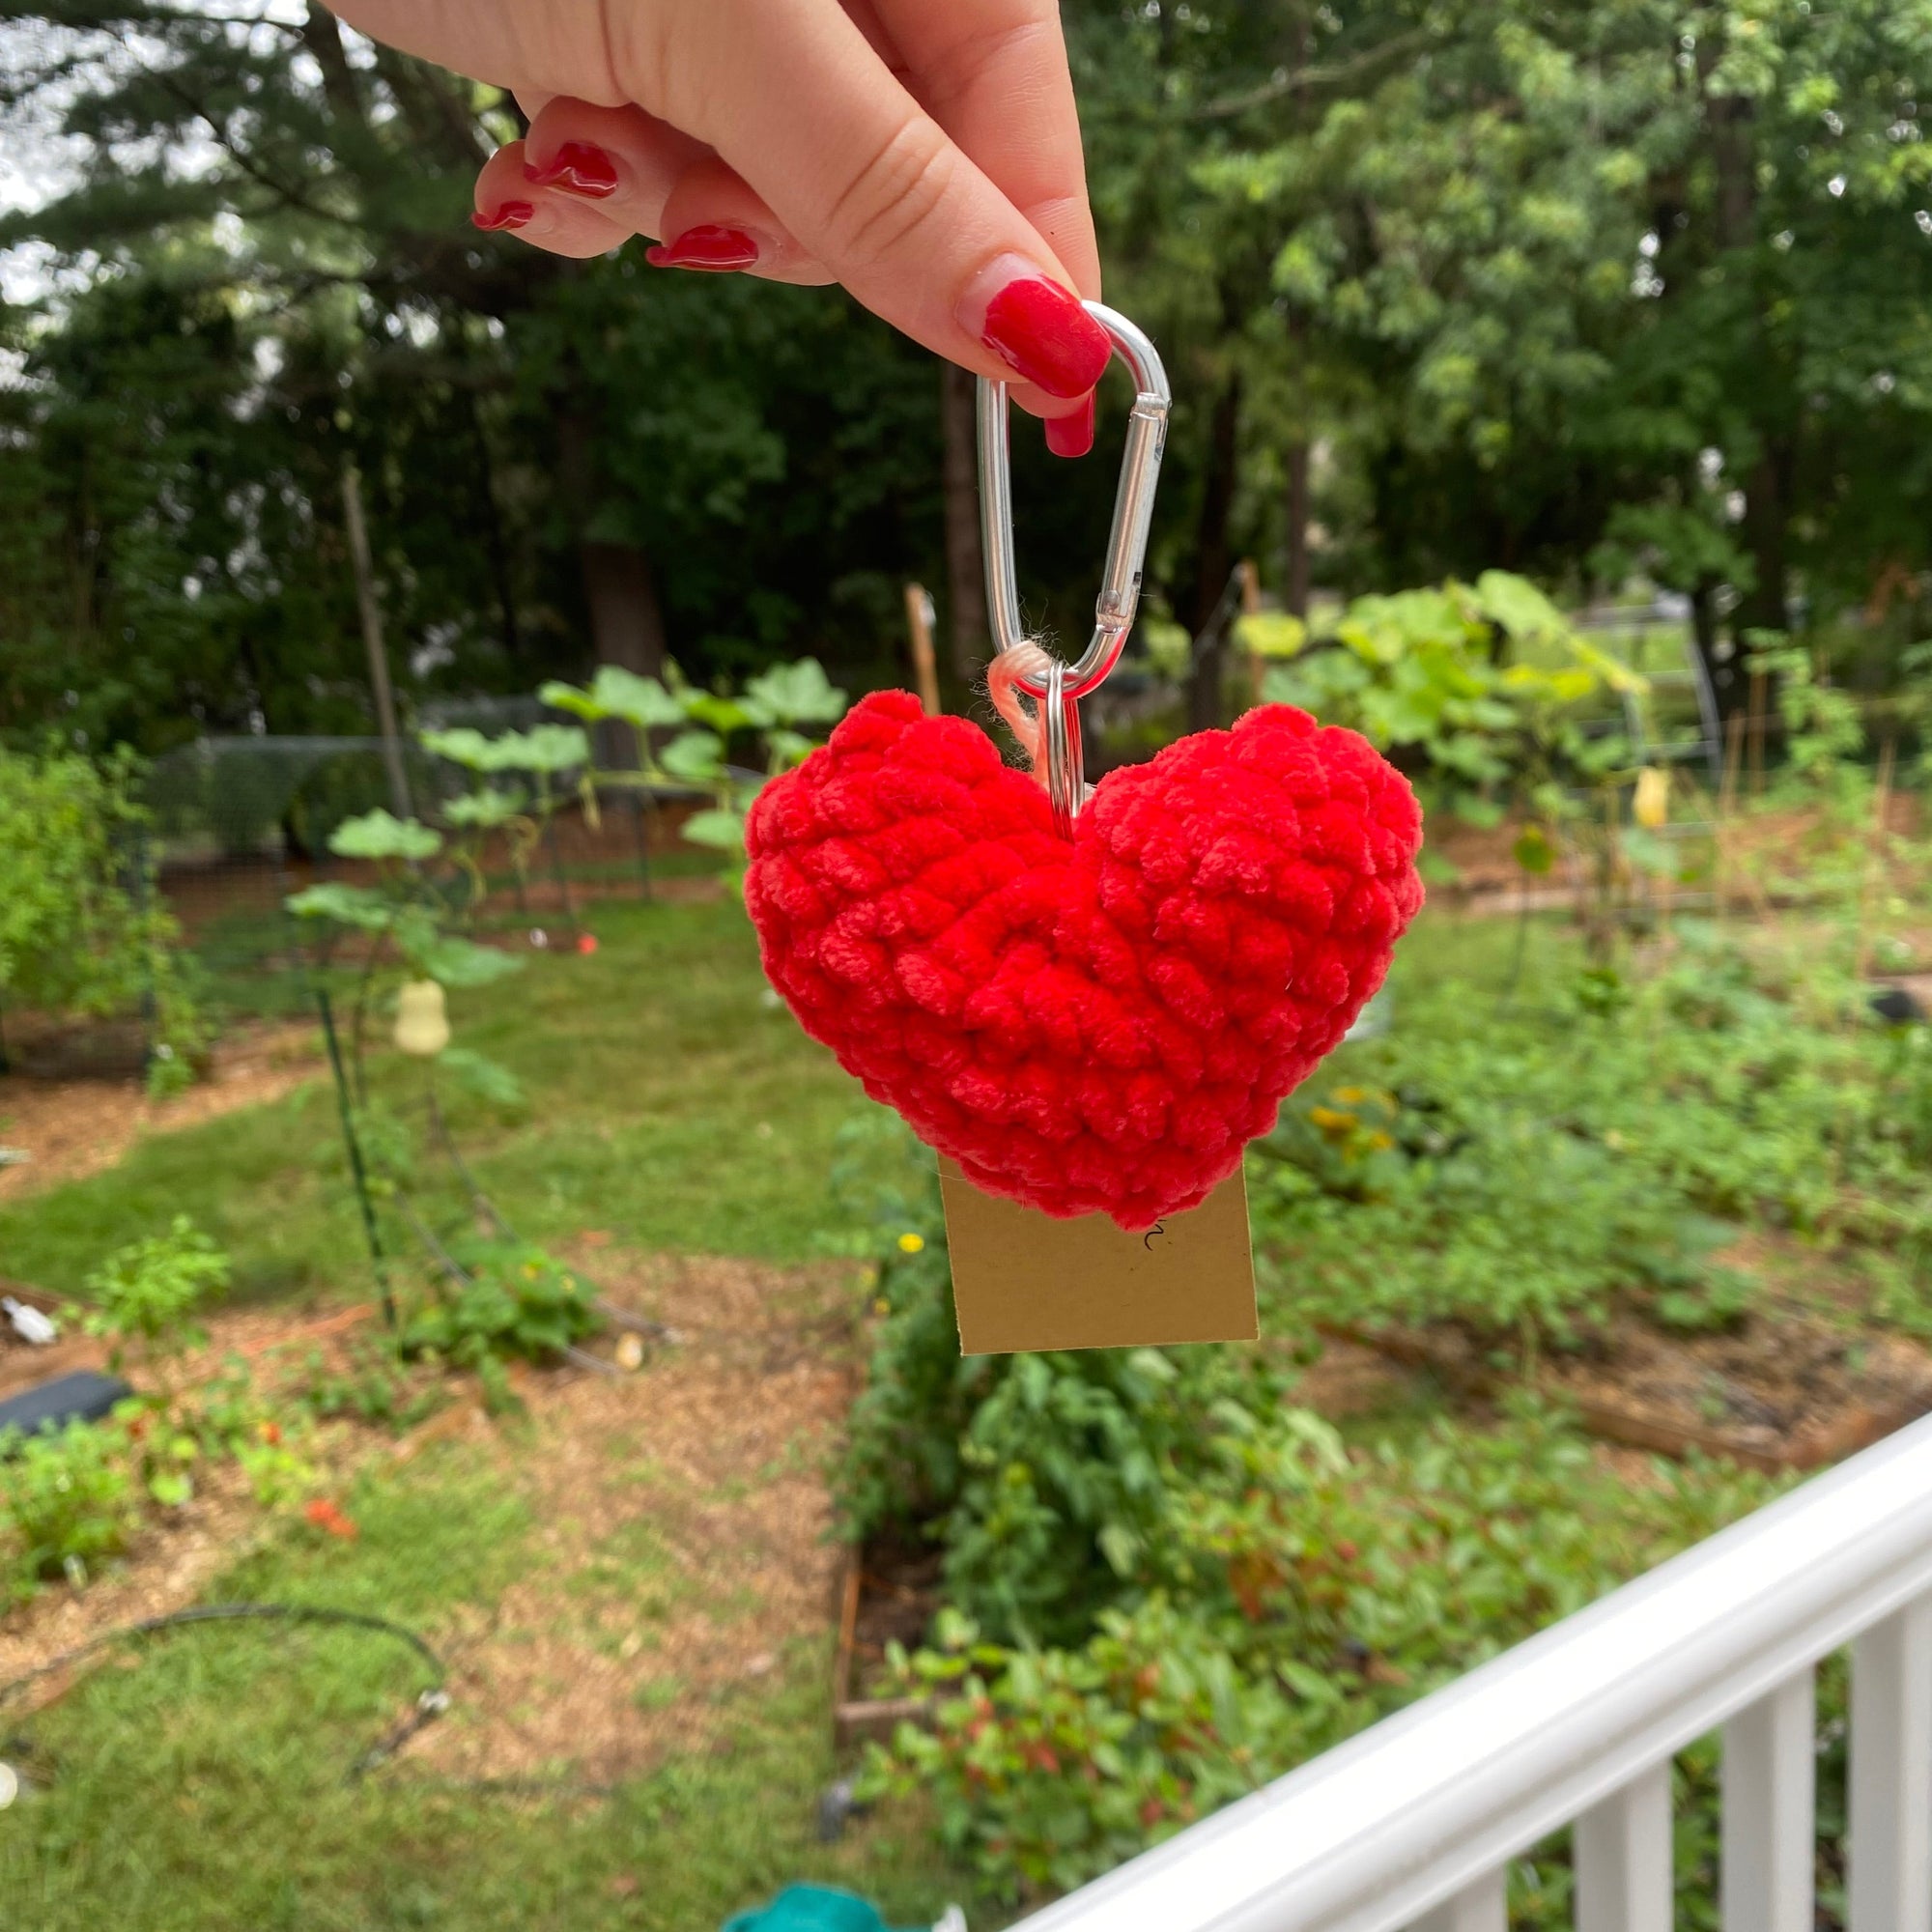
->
[978,302,1170,833]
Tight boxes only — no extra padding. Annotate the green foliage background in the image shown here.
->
[5,1,1932,745]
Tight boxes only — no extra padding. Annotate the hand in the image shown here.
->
[329,0,1110,455]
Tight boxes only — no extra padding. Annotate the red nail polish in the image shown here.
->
[645,225,760,272]
[1044,392,1096,460]
[977,273,1111,399]
[524,142,619,199]
[471,201,535,233]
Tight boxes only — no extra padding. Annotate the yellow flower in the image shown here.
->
[1331,1086,1368,1105]
[896,1232,925,1254]
[1307,1105,1357,1136]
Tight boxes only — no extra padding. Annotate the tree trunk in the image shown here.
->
[579,542,668,680]
[1736,444,1792,639]
[462,385,521,663]
[300,6,366,131]
[1187,370,1243,732]
[558,405,668,768]
[1702,54,1791,646]
[940,360,988,685]
[1284,439,1311,619]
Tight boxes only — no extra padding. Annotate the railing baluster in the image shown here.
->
[1410,1868,1506,1932]
[1721,1666,1815,1932]
[1574,1762,1673,1932]
[1849,1595,1932,1932]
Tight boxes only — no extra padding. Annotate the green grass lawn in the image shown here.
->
[1,898,881,1301]
[2,1440,983,1932]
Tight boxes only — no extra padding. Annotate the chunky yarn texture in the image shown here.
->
[745,691,1424,1231]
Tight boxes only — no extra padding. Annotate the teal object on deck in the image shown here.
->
[722,1884,908,1932]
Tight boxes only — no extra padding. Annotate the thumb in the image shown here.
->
[641,0,1113,402]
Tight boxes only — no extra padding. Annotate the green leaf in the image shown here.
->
[327,810,442,862]
[1513,825,1556,875]
[681,694,753,735]
[441,785,526,829]
[660,730,726,781]
[679,807,747,852]
[418,726,497,771]
[412,935,523,988]
[763,727,813,768]
[741,658,848,727]
[283,882,393,930]
[1234,612,1308,661]
[1472,569,1572,644]
[439,1047,525,1107]
[536,681,600,723]
[539,667,687,730]
[493,724,590,775]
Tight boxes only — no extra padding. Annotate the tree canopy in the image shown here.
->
[3,0,1930,749]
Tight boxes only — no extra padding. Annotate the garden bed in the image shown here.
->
[1327,1239,1932,1474]
[0,1018,322,1201]
[0,1248,867,1789]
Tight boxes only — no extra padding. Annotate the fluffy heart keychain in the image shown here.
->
[745,307,1423,1232]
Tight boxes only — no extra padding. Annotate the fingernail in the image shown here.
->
[646,225,760,272]
[524,141,619,199]
[1044,392,1096,460]
[963,256,1112,399]
[471,201,535,233]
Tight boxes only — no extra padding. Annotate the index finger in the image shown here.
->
[867,0,1099,298]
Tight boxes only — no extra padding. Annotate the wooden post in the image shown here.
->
[903,582,941,715]
[341,460,413,822]
[1239,558,1264,705]
[1747,665,1769,797]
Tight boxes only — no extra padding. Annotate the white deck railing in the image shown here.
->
[1022,1408,1932,1932]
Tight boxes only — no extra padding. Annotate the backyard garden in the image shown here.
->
[8,0,1932,1925]
[5,584,1932,1929]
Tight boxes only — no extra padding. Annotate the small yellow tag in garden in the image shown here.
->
[938,1157,1258,1356]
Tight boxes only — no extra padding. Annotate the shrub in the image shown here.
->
[0,1419,138,1598]
[80,1214,230,1371]
[866,1399,1778,1902]
[0,743,204,1089]
[402,1239,601,1372]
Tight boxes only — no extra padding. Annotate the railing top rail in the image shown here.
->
[1020,1409,1932,1932]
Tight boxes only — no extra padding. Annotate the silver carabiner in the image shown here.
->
[979,305,1169,834]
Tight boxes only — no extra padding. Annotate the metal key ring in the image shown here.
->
[978,303,1171,706]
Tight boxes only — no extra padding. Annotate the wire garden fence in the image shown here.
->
[139,705,716,1033]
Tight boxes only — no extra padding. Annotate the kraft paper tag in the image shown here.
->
[938,1156,1258,1355]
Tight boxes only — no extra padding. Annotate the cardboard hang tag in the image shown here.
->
[938,1156,1258,1356]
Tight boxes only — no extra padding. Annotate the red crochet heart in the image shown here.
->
[745,692,1424,1230]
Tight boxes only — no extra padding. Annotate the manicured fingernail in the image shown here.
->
[646,225,760,272]
[524,141,619,199]
[471,201,535,233]
[963,256,1112,399]
[1044,392,1096,460]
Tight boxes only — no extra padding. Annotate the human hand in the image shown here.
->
[329,0,1110,456]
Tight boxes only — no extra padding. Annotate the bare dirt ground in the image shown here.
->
[404,1249,859,1784]
[0,1019,323,1204]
